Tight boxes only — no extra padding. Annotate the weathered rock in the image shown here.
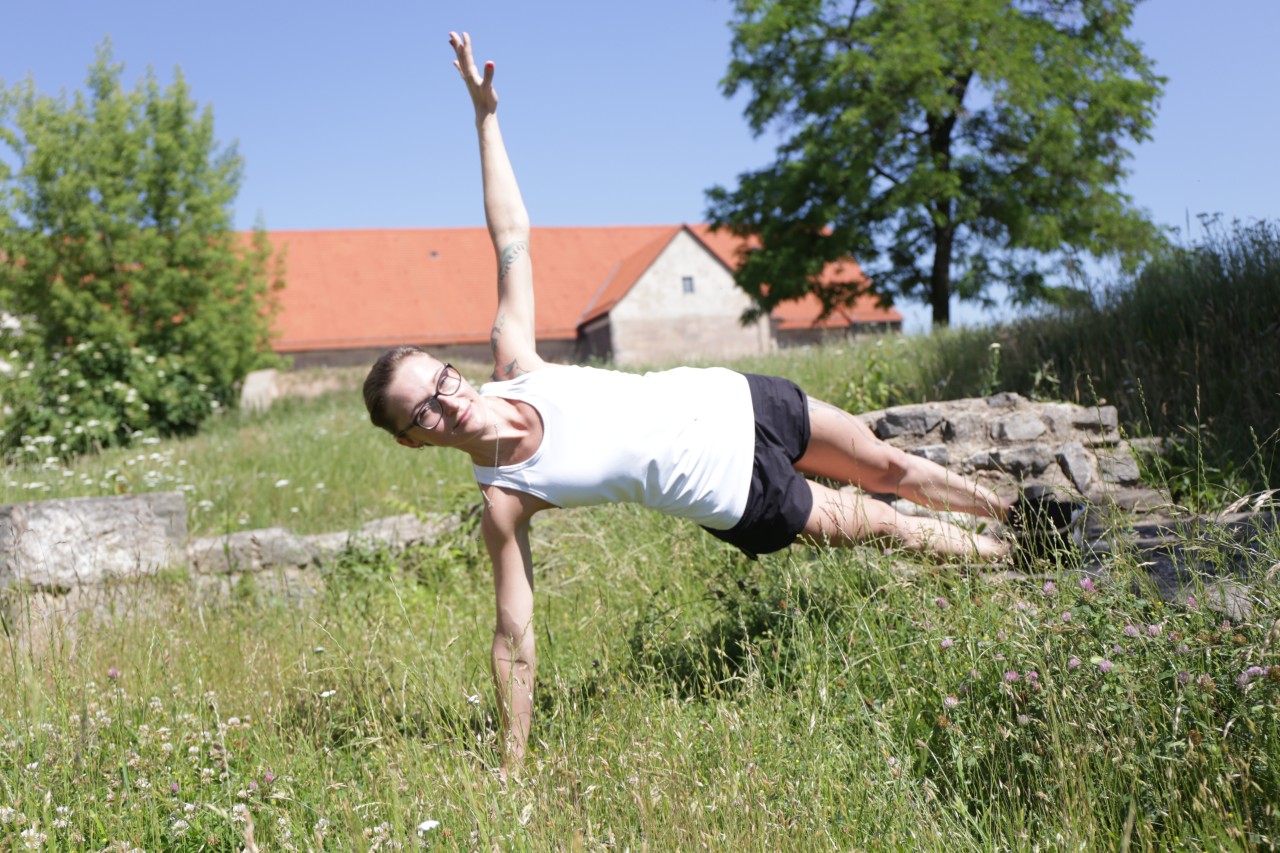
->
[985,392,1022,409]
[188,527,317,575]
[963,449,991,468]
[1104,487,1169,513]
[304,530,352,559]
[185,513,457,575]
[0,493,186,591]
[863,395,1166,510]
[991,412,1047,442]
[908,444,949,465]
[870,408,941,439]
[3,578,179,654]
[1056,442,1094,495]
[941,413,986,443]
[1097,447,1141,485]
[354,512,456,547]
[991,446,1056,477]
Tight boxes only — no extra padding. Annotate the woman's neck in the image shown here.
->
[463,396,542,468]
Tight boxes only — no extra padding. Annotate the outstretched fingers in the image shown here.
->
[448,31,498,111]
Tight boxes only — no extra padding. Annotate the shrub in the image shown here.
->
[0,330,218,460]
[0,41,281,416]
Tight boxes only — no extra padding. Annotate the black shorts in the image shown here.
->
[702,373,814,559]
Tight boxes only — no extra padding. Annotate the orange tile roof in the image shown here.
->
[263,225,900,353]
[688,225,900,330]
[578,226,684,325]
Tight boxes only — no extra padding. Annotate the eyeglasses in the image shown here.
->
[395,363,462,438]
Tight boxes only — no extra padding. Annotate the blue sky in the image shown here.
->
[3,0,1277,331]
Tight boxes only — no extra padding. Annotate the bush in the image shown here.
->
[0,41,281,417]
[0,330,219,460]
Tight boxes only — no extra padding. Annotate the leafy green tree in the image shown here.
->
[707,0,1167,326]
[0,42,281,404]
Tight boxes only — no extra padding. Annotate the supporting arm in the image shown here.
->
[481,487,539,775]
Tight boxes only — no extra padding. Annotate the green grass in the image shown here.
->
[2,495,1277,849]
[1,222,1278,849]
[0,363,488,538]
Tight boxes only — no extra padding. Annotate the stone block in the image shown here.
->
[991,412,1047,443]
[991,446,1055,478]
[1056,442,1094,495]
[1097,447,1141,485]
[965,449,996,470]
[1103,486,1170,513]
[355,513,456,547]
[874,409,942,439]
[0,493,186,591]
[1071,405,1119,433]
[908,444,949,465]
[187,527,316,575]
[941,412,985,443]
[984,392,1025,409]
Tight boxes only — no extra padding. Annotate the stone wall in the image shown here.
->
[1,393,1206,643]
[1,490,454,645]
[857,392,1166,512]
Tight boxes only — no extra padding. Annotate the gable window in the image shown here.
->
[681,276,695,294]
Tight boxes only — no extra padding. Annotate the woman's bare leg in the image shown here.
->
[797,397,1014,521]
[803,480,1009,561]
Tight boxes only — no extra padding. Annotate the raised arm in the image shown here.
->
[449,32,544,381]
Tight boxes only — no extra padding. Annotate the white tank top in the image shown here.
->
[473,365,754,530]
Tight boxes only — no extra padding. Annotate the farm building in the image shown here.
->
[264,224,901,368]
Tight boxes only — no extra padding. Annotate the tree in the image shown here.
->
[706,0,1167,327]
[0,41,281,404]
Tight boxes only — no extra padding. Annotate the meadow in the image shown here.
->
[0,223,1278,850]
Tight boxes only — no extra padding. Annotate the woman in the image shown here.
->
[363,32,1027,775]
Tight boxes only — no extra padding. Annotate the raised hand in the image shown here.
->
[449,31,498,117]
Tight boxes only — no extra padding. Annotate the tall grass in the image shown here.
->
[2,499,1276,849]
[979,220,1280,494]
[738,221,1280,504]
[0,222,1276,849]
[0,367,486,537]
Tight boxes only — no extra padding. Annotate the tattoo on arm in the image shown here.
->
[498,240,528,283]
[500,358,525,380]
[490,312,506,358]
